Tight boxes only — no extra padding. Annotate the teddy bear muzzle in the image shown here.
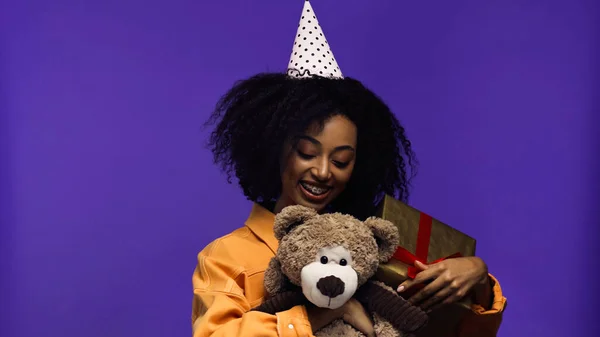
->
[316,275,345,298]
[300,260,358,310]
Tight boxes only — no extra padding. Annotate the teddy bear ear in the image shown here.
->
[364,217,400,263]
[273,205,318,240]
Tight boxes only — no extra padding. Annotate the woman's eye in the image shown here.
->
[333,160,349,168]
[297,151,315,159]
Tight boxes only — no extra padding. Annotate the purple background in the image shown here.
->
[1,0,599,336]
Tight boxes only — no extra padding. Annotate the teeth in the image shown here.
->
[301,182,329,195]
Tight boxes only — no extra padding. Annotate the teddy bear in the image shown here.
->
[251,205,429,337]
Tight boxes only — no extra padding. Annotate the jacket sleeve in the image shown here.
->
[191,248,314,337]
[457,273,507,337]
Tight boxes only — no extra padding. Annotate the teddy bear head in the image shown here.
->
[265,205,399,310]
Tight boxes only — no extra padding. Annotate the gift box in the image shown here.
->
[374,195,477,334]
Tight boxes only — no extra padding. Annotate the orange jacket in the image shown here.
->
[191,203,507,337]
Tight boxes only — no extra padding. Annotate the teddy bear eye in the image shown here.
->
[320,256,328,264]
[340,259,347,266]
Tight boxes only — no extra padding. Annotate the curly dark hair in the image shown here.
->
[204,72,418,220]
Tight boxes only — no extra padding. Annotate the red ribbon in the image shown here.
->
[391,212,462,279]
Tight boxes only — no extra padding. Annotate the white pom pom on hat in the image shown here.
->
[287,0,344,79]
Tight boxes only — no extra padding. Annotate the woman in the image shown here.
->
[191,73,506,337]
[191,2,506,336]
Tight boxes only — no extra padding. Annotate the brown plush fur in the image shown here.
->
[262,205,428,337]
[271,206,399,291]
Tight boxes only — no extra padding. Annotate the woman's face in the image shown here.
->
[275,115,357,214]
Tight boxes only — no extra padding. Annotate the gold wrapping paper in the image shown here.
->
[374,195,478,334]
[376,194,476,263]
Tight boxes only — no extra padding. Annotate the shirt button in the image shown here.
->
[288,324,294,329]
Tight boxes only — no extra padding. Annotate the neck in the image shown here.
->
[273,197,290,214]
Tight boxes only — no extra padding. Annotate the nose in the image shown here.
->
[317,275,345,298]
[311,159,331,182]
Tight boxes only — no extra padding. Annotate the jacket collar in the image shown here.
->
[244,203,278,255]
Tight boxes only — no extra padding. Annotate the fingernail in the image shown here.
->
[397,285,404,292]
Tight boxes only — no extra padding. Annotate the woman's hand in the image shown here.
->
[397,257,491,313]
[341,298,375,337]
[306,298,374,337]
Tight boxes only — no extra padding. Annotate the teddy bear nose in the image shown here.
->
[316,275,345,298]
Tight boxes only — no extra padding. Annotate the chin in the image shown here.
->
[293,198,330,214]
[301,200,327,210]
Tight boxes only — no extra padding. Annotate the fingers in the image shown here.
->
[344,312,375,337]
[427,298,451,313]
[397,264,441,292]
[414,260,429,271]
[428,286,469,312]
[420,284,471,313]
[418,287,452,311]
[353,318,375,337]
[407,273,449,306]
[342,299,375,337]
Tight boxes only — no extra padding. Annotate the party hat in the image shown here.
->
[287,0,343,79]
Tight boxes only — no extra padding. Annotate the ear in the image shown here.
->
[273,205,318,240]
[264,257,288,295]
[363,217,400,263]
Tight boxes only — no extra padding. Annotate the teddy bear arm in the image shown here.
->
[250,291,308,315]
[354,280,429,333]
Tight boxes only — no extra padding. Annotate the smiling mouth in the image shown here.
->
[299,181,332,199]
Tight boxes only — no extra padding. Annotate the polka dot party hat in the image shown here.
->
[287,0,343,79]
